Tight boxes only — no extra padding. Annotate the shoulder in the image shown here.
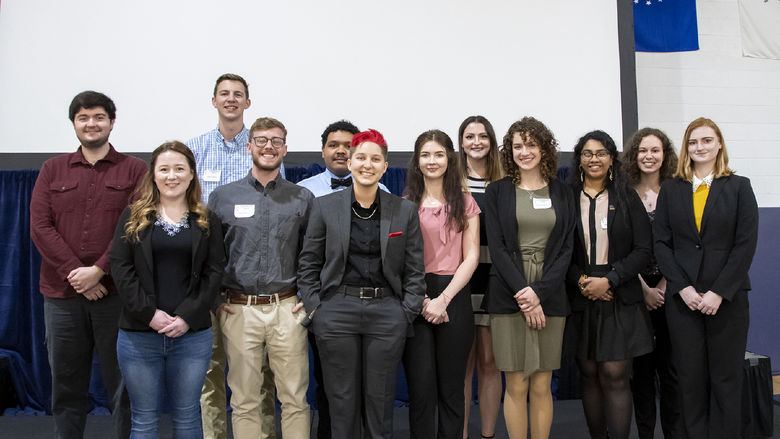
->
[486,176,512,194]
[297,171,325,189]
[185,129,217,150]
[117,152,148,171]
[38,153,73,175]
[279,178,314,200]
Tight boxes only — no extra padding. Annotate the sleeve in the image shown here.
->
[109,208,156,325]
[710,177,759,300]
[653,183,693,293]
[484,181,526,296]
[174,211,226,325]
[529,184,576,301]
[464,193,481,218]
[400,204,426,324]
[297,198,326,327]
[605,190,651,288]
[29,161,83,280]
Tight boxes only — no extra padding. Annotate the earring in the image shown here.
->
[609,166,614,181]
[580,167,584,182]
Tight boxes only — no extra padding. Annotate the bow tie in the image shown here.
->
[331,177,353,189]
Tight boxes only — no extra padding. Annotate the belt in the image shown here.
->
[224,286,297,305]
[342,285,386,299]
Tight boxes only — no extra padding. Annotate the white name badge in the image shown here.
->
[234,204,255,218]
[532,198,552,209]
[600,216,608,229]
[203,169,221,182]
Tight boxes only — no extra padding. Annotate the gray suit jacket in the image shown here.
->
[297,187,425,327]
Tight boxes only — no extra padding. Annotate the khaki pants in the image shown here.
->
[221,295,310,439]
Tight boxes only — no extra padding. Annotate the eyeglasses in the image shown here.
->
[252,136,285,148]
[581,150,610,159]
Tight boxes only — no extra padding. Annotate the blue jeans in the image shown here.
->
[116,328,212,439]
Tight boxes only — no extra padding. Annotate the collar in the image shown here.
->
[247,170,282,191]
[351,188,381,209]
[692,173,714,192]
[69,144,119,166]
[217,125,248,147]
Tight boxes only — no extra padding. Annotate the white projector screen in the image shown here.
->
[0,0,624,153]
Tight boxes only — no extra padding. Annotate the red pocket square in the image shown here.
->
[388,231,403,238]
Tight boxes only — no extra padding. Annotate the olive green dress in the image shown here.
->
[492,186,566,374]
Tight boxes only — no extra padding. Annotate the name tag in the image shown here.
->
[532,198,552,209]
[600,217,608,229]
[234,204,255,218]
[203,169,221,182]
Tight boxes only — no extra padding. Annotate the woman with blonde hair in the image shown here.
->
[110,141,225,437]
[654,117,758,438]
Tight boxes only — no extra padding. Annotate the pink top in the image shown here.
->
[419,194,481,275]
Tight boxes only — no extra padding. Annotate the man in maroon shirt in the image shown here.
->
[30,91,147,439]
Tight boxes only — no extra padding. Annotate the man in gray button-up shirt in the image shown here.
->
[208,117,313,439]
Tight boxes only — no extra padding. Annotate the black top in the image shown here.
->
[152,220,193,316]
[343,192,388,287]
[466,176,490,296]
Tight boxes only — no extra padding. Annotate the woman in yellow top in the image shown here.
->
[653,117,759,438]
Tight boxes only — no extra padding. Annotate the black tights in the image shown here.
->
[578,358,633,439]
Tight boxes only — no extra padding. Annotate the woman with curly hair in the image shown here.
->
[403,129,480,438]
[654,118,758,438]
[567,130,653,439]
[484,117,575,439]
[456,116,504,439]
[110,141,225,437]
[622,128,680,438]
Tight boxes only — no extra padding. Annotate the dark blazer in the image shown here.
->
[297,187,426,326]
[110,207,226,331]
[653,175,758,301]
[484,177,576,316]
[567,185,652,311]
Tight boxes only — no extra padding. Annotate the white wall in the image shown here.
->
[635,0,780,207]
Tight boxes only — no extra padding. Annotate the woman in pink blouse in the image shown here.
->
[403,129,481,439]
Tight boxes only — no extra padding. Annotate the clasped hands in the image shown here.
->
[515,286,545,330]
[422,295,450,325]
[149,309,190,338]
[578,275,613,302]
[67,265,107,300]
[679,286,722,316]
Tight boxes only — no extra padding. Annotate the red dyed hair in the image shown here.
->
[350,129,387,148]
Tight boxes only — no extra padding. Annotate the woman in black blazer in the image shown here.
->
[484,117,575,439]
[567,130,652,439]
[654,117,758,438]
[110,141,225,437]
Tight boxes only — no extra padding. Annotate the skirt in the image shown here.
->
[490,312,565,374]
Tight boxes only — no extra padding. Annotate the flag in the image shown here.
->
[739,0,780,60]
[634,0,699,52]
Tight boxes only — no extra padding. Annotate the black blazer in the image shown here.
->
[567,185,652,311]
[297,187,426,326]
[484,177,576,316]
[653,175,758,301]
[110,207,226,331]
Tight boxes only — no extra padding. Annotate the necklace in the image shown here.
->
[352,205,377,220]
[519,185,546,200]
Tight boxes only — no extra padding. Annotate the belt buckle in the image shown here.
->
[269,293,278,305]
[359,287,379,299]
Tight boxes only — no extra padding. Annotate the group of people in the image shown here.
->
[29,72,758,439]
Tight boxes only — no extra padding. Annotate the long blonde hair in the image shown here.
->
[124,141,209,242]
[675,117,733,181]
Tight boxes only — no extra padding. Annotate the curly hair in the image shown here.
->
[124,141,209,242]
[320,120,359,147]
[457,115,503,183]
[404,129,467,233]
[500,117,559,186]
[623,127,678,186]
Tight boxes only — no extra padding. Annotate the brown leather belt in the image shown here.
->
[224,286,297,305]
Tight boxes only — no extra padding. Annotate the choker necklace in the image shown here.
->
[352,205,377,220]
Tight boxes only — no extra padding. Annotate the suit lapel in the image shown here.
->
[340,188,353,258]
[573,189,586,258]
[140,226,154,275]
[505,182,519,252]
[379,190,392,260]
[681,180,699,237]
[191,214,203,267]
[699,177,724,235]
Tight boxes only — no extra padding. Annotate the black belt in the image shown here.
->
[342,285,386,299]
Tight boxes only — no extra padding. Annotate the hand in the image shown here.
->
[514,286,540,311]
[523,304,546,330]
[216,303,235,317]
[149,309,175,331]
[679,286,702,311]
[697,291,722,316]
[159,317,190,338]
[423,296,449,325]
[67,265,104,293]
[291,302,305,314]
[642,283,665,310]
[580,277,612,301]
[81,283,108,301]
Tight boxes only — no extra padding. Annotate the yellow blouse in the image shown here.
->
[693,185,710,232]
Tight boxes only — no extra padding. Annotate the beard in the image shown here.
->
[78,132,111,150]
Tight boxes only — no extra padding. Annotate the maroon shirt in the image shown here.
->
[30,145,147,299]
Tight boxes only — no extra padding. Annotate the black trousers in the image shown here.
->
[402,274,474,439]
[665,290,749,439]
[43,295,130,439]
[309,332,331,439]
[313,292,408,439]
